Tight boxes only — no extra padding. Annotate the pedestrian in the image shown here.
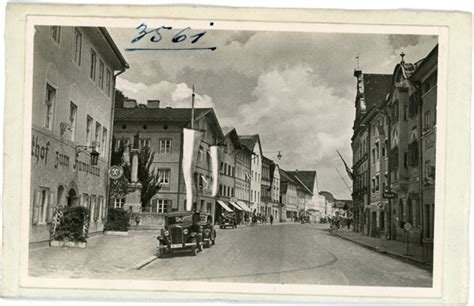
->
[270,214,274,225]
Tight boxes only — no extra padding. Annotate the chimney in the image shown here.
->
[147,100,160,108]
[123,99,137,108]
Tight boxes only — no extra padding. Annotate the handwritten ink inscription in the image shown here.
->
[125,23,217,52]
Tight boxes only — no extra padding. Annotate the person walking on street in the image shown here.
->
[270,214,274,225]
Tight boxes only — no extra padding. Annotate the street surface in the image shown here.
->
[29,223,432,287]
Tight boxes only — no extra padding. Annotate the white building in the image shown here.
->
[239,135,262,214]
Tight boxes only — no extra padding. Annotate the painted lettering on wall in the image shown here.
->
[31,136,50,165]
[73,159,101,177]
[32,134,100,177]
[55,151,70,169]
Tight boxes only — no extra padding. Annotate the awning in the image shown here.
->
[216,200,233,212]
[236,201,252,213]
[229,201,243,211]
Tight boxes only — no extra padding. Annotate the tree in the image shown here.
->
[110,138,161,211]
[137,146,161,210]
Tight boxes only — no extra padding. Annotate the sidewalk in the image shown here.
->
[29,230,159,278]
[332,227,432,269]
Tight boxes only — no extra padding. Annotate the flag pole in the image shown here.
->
[191,85,195,130]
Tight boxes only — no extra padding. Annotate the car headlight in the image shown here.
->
[164,230,169,236]
[199,226,203,230]
[183,229,188,235]
[191,232,197,237]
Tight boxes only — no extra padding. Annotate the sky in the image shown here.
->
[108,27,437,199]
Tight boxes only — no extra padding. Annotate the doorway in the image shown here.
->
[67,188,77,207]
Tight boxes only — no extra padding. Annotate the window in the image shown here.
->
[152,199,169,214]
[99,196,106,220]
[403,152,408,169]
[33,188,50,225]
[198,146,204,162]
[102,128,108,155]
[45,84,56,130]
[393,100,399,122]
[424,111,431,130]
[403,103,408,121]
[407,199,413,224]
[139,138,150,149]
[158,168,171,184]
[114,197,125,209]
[73,28,82,66]
[105,69,112,97]
[375,142,379,160]
[95,122,101,149]
[91,195,98,222]
[375,175,379,192]
[50,26,61,43]
[69,102,77,141]
[86,116,93,146]
[159,139,171,154]
[82,193,90,209]
[90,49,97,81]
[98,60,105,89]
[371,178,376,193]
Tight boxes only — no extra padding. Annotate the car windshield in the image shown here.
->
[168,215,192,226]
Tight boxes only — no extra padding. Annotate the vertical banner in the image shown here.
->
[182,128,203,211]
[210,145,220,197]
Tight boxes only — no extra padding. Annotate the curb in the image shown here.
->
[134,255,158,270]
[331,230,432,270]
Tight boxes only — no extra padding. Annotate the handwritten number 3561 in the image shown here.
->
[132,24,207,44]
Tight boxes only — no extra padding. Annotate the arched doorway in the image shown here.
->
[67,188,77,207]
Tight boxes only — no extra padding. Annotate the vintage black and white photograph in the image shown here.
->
[23,16,442,292]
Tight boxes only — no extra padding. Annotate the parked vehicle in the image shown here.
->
[200,213,216,248]
[156,211,204,257]
[219,212,237,229]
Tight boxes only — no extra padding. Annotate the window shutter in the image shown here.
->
[47,191,55,223]
[32,189,41,225]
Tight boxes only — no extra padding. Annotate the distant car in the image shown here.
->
[219,212,237,229]
[156,211,204,257]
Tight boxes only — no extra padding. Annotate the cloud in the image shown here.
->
[108,27,437,199]
[116,78,214,109]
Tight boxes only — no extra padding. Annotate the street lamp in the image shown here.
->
[76,145,100,166]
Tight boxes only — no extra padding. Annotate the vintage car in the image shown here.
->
[219,212,237,229]
[200,213,217,248]
[156,211,204,257]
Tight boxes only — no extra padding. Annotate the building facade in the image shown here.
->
[352,71,392,235]
[412,45,437,262]
[113,102,225,223]
[270,163,281,222]
[216,127,246,221]
[350,46,438,264]
[261,156,273,219]
[279,169,298,221]
[239,135,263,214]
[30,26,127,244]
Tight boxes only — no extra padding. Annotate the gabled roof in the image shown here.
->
[362,73,392,110]
[286,171,313,195]
[221,127,242,150]
[114,107,224,140]
[287,171,316,193]
[239,134,263,155]
[279,168,296,184]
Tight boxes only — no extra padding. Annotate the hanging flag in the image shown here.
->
[210,145,220,197]
[182,128,203,211]
[337,150,355,181]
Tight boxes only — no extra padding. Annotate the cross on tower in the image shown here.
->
[355,54,360,69]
